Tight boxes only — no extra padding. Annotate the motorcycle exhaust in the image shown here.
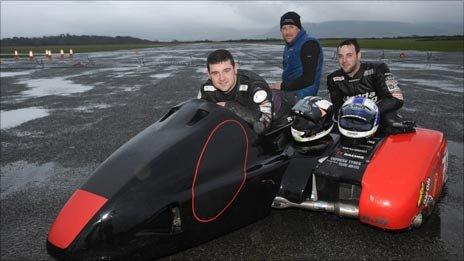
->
[272,196,359,218]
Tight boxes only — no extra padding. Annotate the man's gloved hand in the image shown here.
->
[253,122,266,135]
[387,120,416,134]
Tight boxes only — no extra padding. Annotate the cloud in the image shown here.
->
[1,1,462,40]
[292,1,464,23]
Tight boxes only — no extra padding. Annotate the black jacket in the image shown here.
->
[327,62,404,119]
[198,69,273,134]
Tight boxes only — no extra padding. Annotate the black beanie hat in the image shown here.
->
[280,11,301,29]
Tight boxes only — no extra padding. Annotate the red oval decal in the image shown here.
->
[191,120,248,223]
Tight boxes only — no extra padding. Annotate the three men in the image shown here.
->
[198,49,274,134]
[199,38,411,136]
[327,38,412,132]
[271,11,324,102]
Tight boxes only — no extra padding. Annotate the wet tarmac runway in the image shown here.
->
[1,43,463,260]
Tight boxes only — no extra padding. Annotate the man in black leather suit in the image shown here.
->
[198,49,291,135]
[327,39,414,134]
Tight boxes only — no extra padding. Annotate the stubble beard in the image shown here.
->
[342,62,360,77]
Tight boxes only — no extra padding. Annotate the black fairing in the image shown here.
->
[277,134,339,203]
[314,136,383,202]
[48,99,289,260]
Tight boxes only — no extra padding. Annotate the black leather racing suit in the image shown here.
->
[199,69,286,134]
[327,62,410,132]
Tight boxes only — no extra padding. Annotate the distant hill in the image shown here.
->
[258,21,464,39]
[2,21,462,44]
[0,34,155,46]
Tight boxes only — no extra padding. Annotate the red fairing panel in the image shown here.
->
[359,128,446,230]
[48,189,108,249]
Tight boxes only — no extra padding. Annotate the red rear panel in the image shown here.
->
[48,189,108,249]
[359,128,446,230]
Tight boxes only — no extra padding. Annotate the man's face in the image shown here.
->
[337,44,361,76]
[281,24,300,43]
[208,60,238,92]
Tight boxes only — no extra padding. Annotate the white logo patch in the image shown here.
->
[315,99,332,110]
[344,92,378,102]
[253,90,268,103]
[364,69,374,76]
[333,76,345,82]
[239,84,248,91]
[385,75,400,91]
[203,85,216,91]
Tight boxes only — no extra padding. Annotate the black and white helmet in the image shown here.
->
[291,96,334,142]
[338,96,380,138]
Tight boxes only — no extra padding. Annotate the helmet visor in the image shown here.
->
[339,105,377,131]
[339,116,374,131]
[292,116,318,136]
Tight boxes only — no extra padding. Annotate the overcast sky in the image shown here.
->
[1,1,463,41]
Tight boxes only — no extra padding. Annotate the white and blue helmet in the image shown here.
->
[338,96,380,138]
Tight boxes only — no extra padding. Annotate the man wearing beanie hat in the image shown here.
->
[271,11,324,103]
[280,11,302,30]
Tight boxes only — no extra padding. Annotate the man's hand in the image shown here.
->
[217,102,226,106]
[271,82,282,90]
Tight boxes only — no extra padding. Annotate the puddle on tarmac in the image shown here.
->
[151,73,172,79]
[121,86,141,92]
[18,77,94,97]
[154,55,181,59]
[0,161,56,199]
[74,104,111,112]
[113,71,137,78]
[0,70,36,78]
[0,107,49,129]
[164,65,184,71]
[239,64,256,71]
[196,67,207,74]
[96,67,135,73]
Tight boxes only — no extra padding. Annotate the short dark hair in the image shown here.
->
[337,38,360,53]
[206,49,235,72]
